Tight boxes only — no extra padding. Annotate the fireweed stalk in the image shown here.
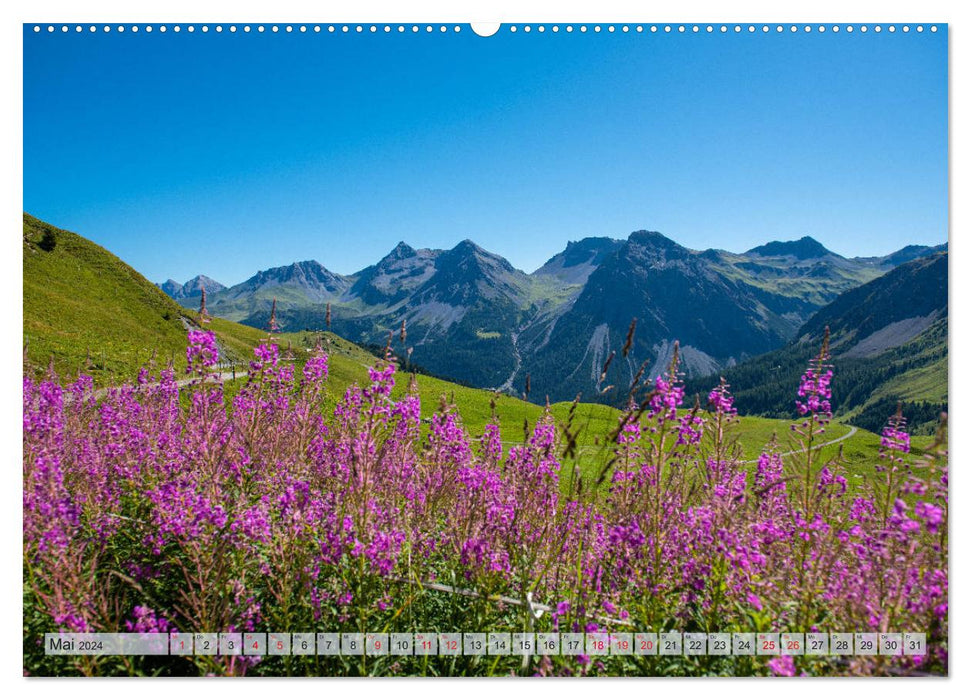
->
[22,331,947,677]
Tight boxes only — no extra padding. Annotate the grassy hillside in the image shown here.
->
[23,213,267,385]
[240,330,908,487]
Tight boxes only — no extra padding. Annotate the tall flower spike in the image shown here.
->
[268,298,280,334]
[198,283,210,324]
[881,404,911,453]
[795,327,833,418]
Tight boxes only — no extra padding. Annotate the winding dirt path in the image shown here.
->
[741,425,859,464]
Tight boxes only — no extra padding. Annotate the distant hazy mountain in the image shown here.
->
[746,235,834,260]
[158,274,225,301]
[163,229,945,405]
[851,243,948,269]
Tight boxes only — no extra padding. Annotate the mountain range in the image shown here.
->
[159,231,946,406]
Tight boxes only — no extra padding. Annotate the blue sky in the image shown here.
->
[24,25,947,286]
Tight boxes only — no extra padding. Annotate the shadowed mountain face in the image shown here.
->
[533,237,625,286]
[799,252,947,349]
[161,229,945,405]
[686,252,948,434]
[523,231,831,403]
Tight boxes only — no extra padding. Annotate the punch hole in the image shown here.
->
[470,23,500,37]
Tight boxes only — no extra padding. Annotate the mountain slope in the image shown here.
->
[521,230,888,403]
[685,252,948,433]
[347,242,442,307]
[533,237,625,286]
[336,240,537,388]
[23,213,267,384]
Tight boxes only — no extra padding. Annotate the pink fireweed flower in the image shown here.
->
[186,329,218,372]
[251,342,280,371]
[303,353,329,383]
[616,412,642,444]
[767,655,796,676]
[795,367,833,416]
[707,379,737,416]
[914,501,944,533]
[677,412,704,446]
[880,413,911,453]
[124,605,174,634]
[795,334,833,417]
[649,375,684,420]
